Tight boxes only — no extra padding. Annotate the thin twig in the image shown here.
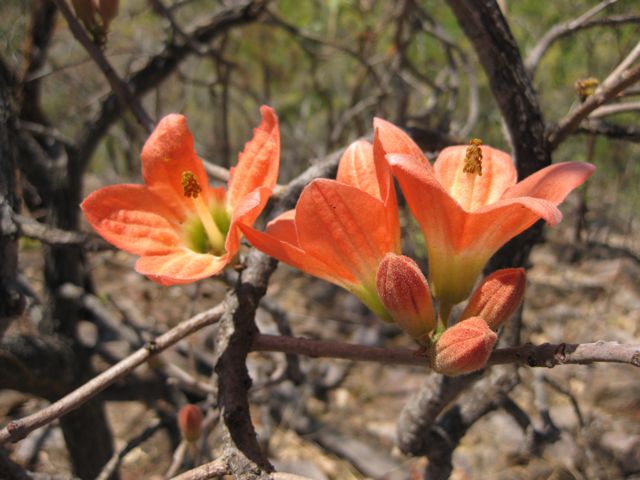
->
[549,51,640,149]
[51,0,155,132]
[15,214,112,251]
[589,101,640,118]
[96,418,165,480]
[525,0,625,74]
[0,304,224,444]
[251,334,640,369]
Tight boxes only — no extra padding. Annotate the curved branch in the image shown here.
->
[0,304,224,444]
[548,62,640,149]
[526,7,640,74]
[76,0,267,165]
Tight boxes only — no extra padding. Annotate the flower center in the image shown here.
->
[463,138,483,176]
[181,171,226,254]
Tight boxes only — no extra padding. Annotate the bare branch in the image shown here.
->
[96,418,165,480]
[15,214,112,251]
[51,0,155,133]
[575,120,640,142]
[589,101,640,118]
[0,304,224,444]
[525,2,640,74]
[549,48,640,149]
[169,458,230,480]
[251,334,640,369]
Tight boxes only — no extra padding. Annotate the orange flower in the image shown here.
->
[240,133,400,319]
[81,106,280,285]
[381,131,595,307]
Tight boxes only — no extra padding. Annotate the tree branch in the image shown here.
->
[548,48,640,149]
[0,304,224,444]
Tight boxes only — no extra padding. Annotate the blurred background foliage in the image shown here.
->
[1,0,638,239]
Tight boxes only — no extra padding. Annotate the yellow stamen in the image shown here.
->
[463,138,483,176]
[181,171,225,252]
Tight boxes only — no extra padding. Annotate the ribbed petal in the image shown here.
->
[336,140,381,200]
[265,210,298,245]
[434,145,516,211]
[227,106,280,211]
[81,184,182,256]
[225,186,273,259]
[135,250,229,286]
[503,162,595,204]
[295,179,398,285]
[239,224,354,286]
[141,114,209,215]
[373,117,430,168]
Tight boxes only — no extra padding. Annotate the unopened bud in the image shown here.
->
[433,317,496,376]
[460,268,525,330]
[96,0,119,30]
[376,253,436,342]
[178,404,203,443]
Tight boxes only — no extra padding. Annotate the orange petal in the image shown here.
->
[373,130,401,248]
[468,196,562,251]
[388,154,466,250]
[227,106,280,211]
[503,162,595,204]
[224,186,272,259]
[81,184,182,256]
[295,179,399,286]
[239,223,354,286]
[135,250,229,286]
[141,114,209,215]
[336,140,381,199]
[265,210,298,245]
[434,145,517,211]
[388,154,491,304]
[373,117,430,169]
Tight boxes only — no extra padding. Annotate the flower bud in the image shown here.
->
[178,404,203,443]
[71,0,98,33]
[376,253,436,341]
[460,268,525,330]
[433,317,496,376]
[96,0,119,30]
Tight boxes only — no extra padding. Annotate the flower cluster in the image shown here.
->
[82,109,594,375]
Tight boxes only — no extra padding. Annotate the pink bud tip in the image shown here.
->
[433,317,497,376]
[461,268,526,330]
[376,253,436,341]
[178,404,203,442]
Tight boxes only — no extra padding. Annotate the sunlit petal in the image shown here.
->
[141,114,209,214]
[81,184,182,256]
[227,106,280,211]
[135,250,229,286]
[434,145,516,211]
